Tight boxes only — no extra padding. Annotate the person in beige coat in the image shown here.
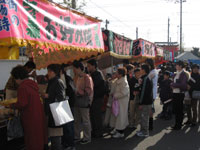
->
[110,67,130,138]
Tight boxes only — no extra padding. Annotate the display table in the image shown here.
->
[0,117,8,146]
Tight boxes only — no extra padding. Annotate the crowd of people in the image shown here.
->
[2,58,200,150]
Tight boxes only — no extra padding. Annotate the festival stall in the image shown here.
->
[0,0,104,143]
[97,29,133,70]
[0,0,104,69]
[132,38,156,63]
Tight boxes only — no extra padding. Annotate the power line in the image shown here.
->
[88,0,135,31]
[86,2,161,9]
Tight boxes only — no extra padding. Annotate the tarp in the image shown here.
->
[0,0,104,69]
[188,59,200,65]
[175,51,200,61]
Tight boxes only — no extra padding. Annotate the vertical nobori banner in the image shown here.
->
[0,0,104,50]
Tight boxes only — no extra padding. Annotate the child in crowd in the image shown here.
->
[159,71,173,120]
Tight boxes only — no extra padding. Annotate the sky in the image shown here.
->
[54,0,200,49]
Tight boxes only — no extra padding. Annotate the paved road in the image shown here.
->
[5,100,200,150]
[76,100,200,150]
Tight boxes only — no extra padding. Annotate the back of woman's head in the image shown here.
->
[145,58,155,70]
[72,60,84,71]
[126,64,134,72]
[87,59,97,69]
[24,61,36,69]
[11,65,28,80]
[141,64,150,74]
[117,67,127,77]
[47,64,61,77]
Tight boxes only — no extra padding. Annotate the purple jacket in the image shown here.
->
[171,71,188,92]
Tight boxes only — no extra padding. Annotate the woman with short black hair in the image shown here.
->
[43,64,65,150]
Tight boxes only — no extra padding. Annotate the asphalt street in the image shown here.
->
[76,100,200,150]
[4,99,200,150]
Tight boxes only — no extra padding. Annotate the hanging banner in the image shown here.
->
[102,30,109,52]
[0,0,104,63]
[132,39,141,56]
[102,30,133,59]
[133,39,156,57]
[140,39,155,57]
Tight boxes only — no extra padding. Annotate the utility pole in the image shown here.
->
[177,25,179,42]
[105,19,109,30]
[180,0,183,53]
[168,18,170,46]
[166,0,186,53]
[170,37,172,61]
[136,27,138,39]
[72,0,76,9]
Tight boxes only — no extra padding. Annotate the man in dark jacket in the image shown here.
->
[87,59,105,138]
[137,64,153,137]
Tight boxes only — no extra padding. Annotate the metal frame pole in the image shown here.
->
[180,0,183,53]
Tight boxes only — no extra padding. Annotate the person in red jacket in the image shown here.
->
[11,65,45,150]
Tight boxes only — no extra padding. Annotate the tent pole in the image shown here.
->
[111,56,114,74]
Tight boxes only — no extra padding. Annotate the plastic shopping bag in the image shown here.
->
[7,116,24,138]
[112,97,119,117]
[50,100,74,126]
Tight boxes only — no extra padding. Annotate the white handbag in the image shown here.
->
[50,100,74,126]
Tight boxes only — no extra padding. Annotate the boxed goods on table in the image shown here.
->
[0,106,14,119]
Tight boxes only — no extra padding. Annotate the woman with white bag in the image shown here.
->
[43,64,66,150]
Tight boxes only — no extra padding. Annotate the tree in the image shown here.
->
[191,47,200,57]
[53,0,86,11]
